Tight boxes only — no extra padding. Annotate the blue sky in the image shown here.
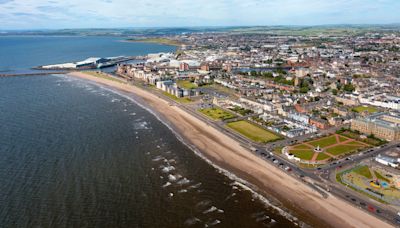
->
[0,0,399,29]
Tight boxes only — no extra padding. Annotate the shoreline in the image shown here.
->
[66,71,393,228]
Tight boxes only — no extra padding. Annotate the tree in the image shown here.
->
[343,84,355,92]
[332,89,338,95]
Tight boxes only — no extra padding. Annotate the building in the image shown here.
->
[179,62,189,71]
[351,112,400,141]
[309,117,329,130]
[375,155,399,168]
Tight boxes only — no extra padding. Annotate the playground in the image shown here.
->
[285,134,369,163]
[339,165,400,205]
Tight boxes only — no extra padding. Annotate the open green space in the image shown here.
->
[337,135,349,142]
[338,129,385,146]
[316,153,331,161]
[352,106,378,113]
[128,37,184,46]
[289,149,315,160]
[176,80,198,89]
[199,107,236,120]
[162,92,192,103]
[229,106,253,116]
[325,144,362,156]
[292,144,312,149]
[374,171,391,183]
[352,165,372,179]
[309,135,338,148]
[226,120,281,143]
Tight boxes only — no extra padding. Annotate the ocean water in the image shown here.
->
[0,36,175,74]
[0,36,298,227]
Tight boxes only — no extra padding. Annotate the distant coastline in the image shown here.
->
[126,38,185,46]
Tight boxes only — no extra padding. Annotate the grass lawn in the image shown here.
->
[226,120,281,143]
[176,80,198,89]
[374,171,390,183]
[352,166,372,179]
[337,135,349,142]
[229,106,253,116]
[199,107,236,120]
[273,146,284,155]
[316,153,331,160]
[292,144,312,149]
[352,106,378,113]
[309,135,338,148]
[325,144,362,156]
[162,92,192,103]
[346,141,364,146]
[289,149,315,160]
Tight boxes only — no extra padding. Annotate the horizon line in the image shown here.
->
[1,23,400,32]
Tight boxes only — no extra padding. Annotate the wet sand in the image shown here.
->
[67,71,393,228]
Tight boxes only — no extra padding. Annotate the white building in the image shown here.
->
[375,155,399,168]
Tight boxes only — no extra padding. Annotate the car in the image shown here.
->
[345,158,350,161]
[360,202,366,206]
[285,166,292,172]
[273,160,279,164]
[367,205,375,212]
[317,167,322,170]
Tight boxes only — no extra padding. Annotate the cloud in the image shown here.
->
[0,0,399,29]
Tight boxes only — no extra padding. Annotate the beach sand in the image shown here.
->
[67,71,393,228]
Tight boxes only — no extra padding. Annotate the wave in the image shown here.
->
[63,75,303,226]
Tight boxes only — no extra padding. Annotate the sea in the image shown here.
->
[0,36,298,227]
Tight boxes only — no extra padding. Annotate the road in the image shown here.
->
[132,80,400,226]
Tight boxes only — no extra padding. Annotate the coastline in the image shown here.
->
[66,71,393,228]
[125,38,184,46]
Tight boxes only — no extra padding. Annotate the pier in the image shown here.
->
[0,72,68,77]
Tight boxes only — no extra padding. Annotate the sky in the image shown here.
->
[0,0,400,29]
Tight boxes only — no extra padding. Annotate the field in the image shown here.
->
[352,106,378,113]
[176,80,198,89]
[199,107,236,120]
[226,120,281,143]
[127,38,184,46]
[162,92,192,103]
[286,134,369,163]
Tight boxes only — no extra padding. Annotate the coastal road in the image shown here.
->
[130,80,400,226]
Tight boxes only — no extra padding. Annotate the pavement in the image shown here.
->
[133,81,400,226]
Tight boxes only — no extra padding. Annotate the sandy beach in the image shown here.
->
[67,71,393,228]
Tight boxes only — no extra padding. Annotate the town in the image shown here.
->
[112,29,400,224]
